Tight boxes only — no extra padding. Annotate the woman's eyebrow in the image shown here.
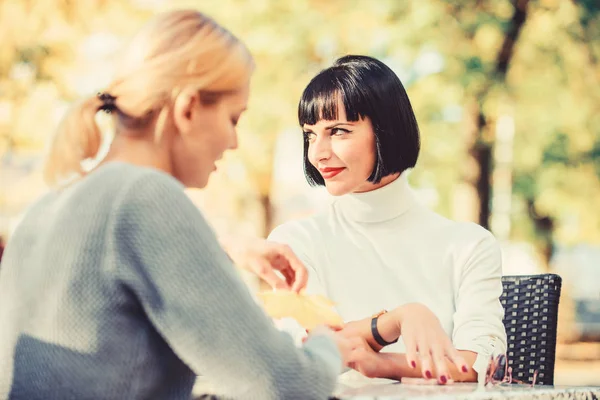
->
[324,122,353,130]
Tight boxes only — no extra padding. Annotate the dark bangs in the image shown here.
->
[298,67,366,127]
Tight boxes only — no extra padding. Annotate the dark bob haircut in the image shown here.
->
[298,55,420,186]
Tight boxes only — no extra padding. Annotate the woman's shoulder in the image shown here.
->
[447,219,495,243]
[79,162,200,227]
[92,162,183,191]
[82,162,185,206]
[13,163,180,224]
[418,208,498,250]
[267,212,327,245]
[441,220,500,267]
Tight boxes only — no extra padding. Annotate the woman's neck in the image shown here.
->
[336,171,418,223]
[353,173,401,193]
[100,134,172,175]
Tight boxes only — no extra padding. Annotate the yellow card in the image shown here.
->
[257,290,344,331]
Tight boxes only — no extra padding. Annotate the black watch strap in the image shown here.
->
[371,315,399,347]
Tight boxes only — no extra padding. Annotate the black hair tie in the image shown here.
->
[97,92,117,113]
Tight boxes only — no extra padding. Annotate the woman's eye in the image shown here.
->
[331,128,350,136]
[303,131,316,141]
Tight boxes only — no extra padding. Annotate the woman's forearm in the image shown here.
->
[341,308,403,351]
[364,308,403,351]
[375,350,478,382]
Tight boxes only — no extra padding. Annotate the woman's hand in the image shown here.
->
[395,303,469,384]
[220,235,308,292]
[308,326,366,368]
[333,313,400,352]
[346,338,388,378]
[326,304,474,383]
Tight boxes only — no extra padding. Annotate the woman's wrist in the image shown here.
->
[375,309,402,344]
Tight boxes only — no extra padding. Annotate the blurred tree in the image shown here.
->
[508,0,600,263]
[0,0,151,220]
[382,0,600,265]
[1,0,599,259]
[422,0,531,229]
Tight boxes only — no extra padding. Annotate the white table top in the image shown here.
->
[193,373,600,400]
[335,382,600,400]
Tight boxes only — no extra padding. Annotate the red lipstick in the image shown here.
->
[319,167,345,179]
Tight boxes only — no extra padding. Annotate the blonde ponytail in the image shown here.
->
[43,10,254,186]
[43,95,104,186]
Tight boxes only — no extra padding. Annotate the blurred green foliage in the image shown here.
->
[1,0,599,260]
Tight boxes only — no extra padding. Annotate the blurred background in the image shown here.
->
[1,0,599,386]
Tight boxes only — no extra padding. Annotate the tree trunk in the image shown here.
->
[527,199,555,268]
[259,194,273,239]
[474,140,493,228]
[457,0,530,229]
[457,104,492,228]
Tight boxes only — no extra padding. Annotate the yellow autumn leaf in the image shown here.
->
[257,290,343,331]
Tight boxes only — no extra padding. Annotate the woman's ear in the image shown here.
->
[172,90,200,137]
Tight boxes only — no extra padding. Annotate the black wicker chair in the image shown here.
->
[500,273,562,386]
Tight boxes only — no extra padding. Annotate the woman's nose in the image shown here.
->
[310,136,332,162]
[229,131,238,150]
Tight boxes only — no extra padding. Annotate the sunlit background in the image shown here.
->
[1,0,599,385]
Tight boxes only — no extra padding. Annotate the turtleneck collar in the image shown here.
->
[333,172,419,223]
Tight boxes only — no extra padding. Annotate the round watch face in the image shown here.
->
[372,309,388,319]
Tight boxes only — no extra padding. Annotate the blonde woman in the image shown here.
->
[0,11,361,400]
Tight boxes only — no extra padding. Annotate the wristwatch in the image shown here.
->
[371,309,399,347]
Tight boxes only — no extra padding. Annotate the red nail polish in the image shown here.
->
[440,375,447,384]
[411,361,416,368]
[426,370,432,379]
[462,365,469,373]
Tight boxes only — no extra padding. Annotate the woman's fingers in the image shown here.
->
[402,329,419,370]
[408,327,451,383]
[445,340,469,374]
[347,346,381,378]
[416,338,434,380]
[336,336,368,365]
[420,354,434,380]
[394,304,468,383]
[236,241,308,293]
[253,258,289,290]
[429,339,450,384]
[276,244,308,293]
[277,262,296,286]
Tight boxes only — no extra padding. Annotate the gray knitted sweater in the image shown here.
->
[0,162,340,400]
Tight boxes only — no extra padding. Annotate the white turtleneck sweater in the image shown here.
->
[268,173,507,382]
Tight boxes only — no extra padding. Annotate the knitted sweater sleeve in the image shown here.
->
[113,171,341,399]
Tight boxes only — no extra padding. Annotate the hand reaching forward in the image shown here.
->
[221,235,308,292]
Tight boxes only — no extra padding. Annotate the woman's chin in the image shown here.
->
[324,182,351,197]
[180,172,211,190]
